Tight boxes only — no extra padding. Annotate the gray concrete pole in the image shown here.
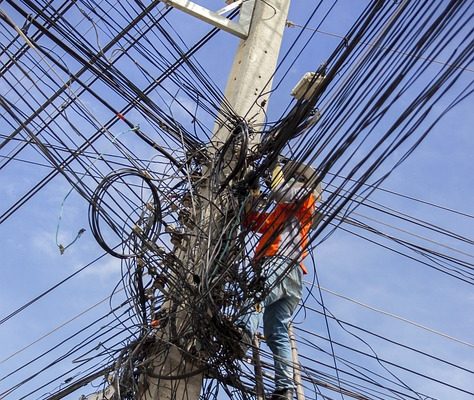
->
[140,1,291,399]
[213,0,291,151]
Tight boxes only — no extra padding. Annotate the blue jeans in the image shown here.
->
[238,257,303,390]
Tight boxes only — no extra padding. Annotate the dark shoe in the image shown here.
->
[229,326,252,358]
[236,327,252,358]
[270,388,294,400]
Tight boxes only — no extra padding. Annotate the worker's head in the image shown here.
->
[282,159,311,182]
[281,159,322,202]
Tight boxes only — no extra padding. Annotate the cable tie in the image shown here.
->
[132,225,143,234]
[21,14,33,34]
[57,228,86,255]
[142,170,152,180]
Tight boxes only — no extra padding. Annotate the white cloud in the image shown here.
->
[81,256,121,280]
[31,229,60,259]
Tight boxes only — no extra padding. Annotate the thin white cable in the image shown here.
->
[305,280,474,349]
[0,288,124,365]
[322,180,474,258]
[342,211,473,259]
[285,21,474,73]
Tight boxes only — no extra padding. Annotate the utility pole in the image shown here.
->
[213,0,291,148]
[139,1,291,399]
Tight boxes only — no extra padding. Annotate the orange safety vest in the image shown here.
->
[244,193,316,274]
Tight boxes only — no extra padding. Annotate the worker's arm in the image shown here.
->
[243,186,272,234]
[244,187,260,212]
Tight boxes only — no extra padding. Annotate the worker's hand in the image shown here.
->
[250,188,261,197]
[245,188,261,213]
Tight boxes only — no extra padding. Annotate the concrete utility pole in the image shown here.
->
[139,1,291,399]
[213,0,291,149]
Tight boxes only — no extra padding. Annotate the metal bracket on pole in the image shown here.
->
[161,0,256,39]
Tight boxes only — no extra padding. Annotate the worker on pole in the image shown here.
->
[237,160,320,400]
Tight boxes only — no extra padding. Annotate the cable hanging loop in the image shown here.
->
[88,168,163,259]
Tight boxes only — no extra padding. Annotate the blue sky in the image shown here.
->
[0,1,473,399]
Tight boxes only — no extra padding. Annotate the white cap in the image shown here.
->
[282,159,323,202]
